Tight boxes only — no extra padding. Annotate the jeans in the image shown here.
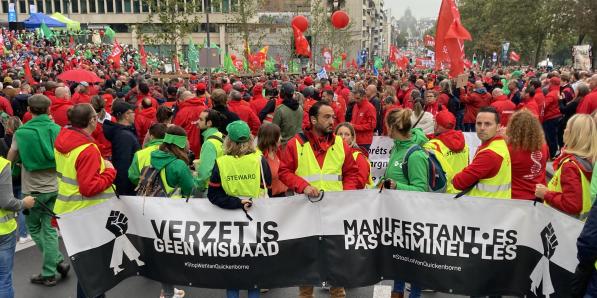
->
[226,289,260,298]
[463,123,476,132]
[0,231,16,298]
[543,117,560,159]
[393,280,421,298]
[13,185,27,239]
[77,281,106,298]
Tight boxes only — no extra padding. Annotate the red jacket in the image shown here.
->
[490,95,516,126]
[102,94,114,113]
[136,95,159,110]
[452,136,505,191]
[577,87,597,114]
[50,97,73,127]
[54,127,116,197]
[438,93,450,107]
[543,85,562,121]
[402,87,415,109]
[134,107,156,145]
[532,91,546,122]
[517,97,540,119]
[508,143,548,200]
[278,130,361,193]
[91,122,112,158]
[173,97,207,156]
[352,147,371,188]
[544,153,593,215]
[425,101,441,117]
[250,95,268,117]
[430,129,466,152]
[228,100,260,135]
[0,96,13,115]
[462,89,491,124]
[71,92,91,104]
[350,99,377,145]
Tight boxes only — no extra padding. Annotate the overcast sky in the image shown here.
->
[387,0,442,19]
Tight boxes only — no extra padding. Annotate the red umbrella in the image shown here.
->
[57,69,102,83]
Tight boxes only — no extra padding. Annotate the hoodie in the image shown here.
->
[384,128,429,192]
[543,85,562,121]
[134,107,156,145]
[462,88,491,124]
[433,129,466,152]
[490,95,516,126]
[149,150,195,198]
[544,152,593,216]
[272,97,303,145]
[54,128,116,197]
[51,97,74,127]
[173,97,206,157]
[103,121,140,195]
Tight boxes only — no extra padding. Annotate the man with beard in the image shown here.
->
[279,101,362,298]
[194,109,225,196]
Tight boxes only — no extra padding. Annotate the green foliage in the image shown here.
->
[140,0,205,48]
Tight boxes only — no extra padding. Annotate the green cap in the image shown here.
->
[226,120,251,143]
[511,70,523,79]
[163,133,187,149]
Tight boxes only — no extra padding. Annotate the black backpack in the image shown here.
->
[135,162,178,197]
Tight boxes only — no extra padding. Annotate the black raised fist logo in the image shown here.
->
[106,211,128,237]
[540,223,558,259]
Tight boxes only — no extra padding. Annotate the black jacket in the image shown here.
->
[103,121,140,195]
[213,105,240,134]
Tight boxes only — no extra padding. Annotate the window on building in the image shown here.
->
[61,0,67,12]
[44,0,52,12]
[98,0,104,12]
[230,0,237,12]
[18,0,26,13]
[132,0,138,12]
[53,0,61,12]
[194,0,202,12]
[221,0,228,12]
[124,0,131,12]
[140,0,147,12]
[106,0,113,12]
[80,0,86,13]
[1,0,7,13]
[88,0,95,12]
[200,23,218,33]
[210,0,220,12]
[115,0,122,12]
[71,0,78,12]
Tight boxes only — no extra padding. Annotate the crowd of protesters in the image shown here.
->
[0,31,597,298]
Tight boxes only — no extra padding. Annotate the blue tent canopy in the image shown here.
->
[23,13,66,29]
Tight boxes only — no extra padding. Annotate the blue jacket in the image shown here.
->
[576,196,597,296]
[103,121,140,195]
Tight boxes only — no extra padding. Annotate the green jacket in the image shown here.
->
[14,114,61,171]
[195,128,223,191]
[150,150,195,197]
[128,138,163,185]
[384,128,429,192]
[591,162,597,200]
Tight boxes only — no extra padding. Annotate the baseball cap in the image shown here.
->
[436,110,456,129]
[304,76,313,86]
[549,77,561,86]
[196,82,207,92]
[226,120,251,143]
[80,81,89,87]
[111,100,136,117]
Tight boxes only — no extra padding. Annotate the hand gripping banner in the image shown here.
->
[58,190,582,298]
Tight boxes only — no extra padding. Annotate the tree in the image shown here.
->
[228,0,265,60]
[308,0,355,68]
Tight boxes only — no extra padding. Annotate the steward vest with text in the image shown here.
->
[54,143,115,215]
[424,138,470,194]
[0,158,16,235]
[468,139,511,199]
[295,135,345,191]
[548,157,592,221]
[217,152,263,198]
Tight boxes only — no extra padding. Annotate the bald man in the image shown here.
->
[51,87,74,127]
[577,74,597,114]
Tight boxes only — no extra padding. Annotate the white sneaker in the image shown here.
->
[19,236,32,244]
[173,288,185,298]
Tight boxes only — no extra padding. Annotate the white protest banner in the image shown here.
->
[59,191,581,297]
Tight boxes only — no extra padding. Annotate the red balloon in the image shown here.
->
[291,15,309,32]
[230,54,236,61]
[341,53,347,60]
[331,11,350,29]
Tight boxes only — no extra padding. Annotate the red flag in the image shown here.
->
[509,51,520,62]
[389,46,397,62]
[139,39,147,67]
[424,35,435,47]
[24,58,36,85]
[292,25,311,57]
[435,0,472,77]
[109,39,123,69]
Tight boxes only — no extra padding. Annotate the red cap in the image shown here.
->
[196,82,207,91]
[436,110,456,129]
[549,77,561,86]
[304,76,313,86]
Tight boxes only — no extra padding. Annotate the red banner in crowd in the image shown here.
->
[509,51,520,62]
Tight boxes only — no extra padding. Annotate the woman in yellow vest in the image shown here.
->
[0,156,34,298]
[334,122,373,188]
[535,114,597,219]
[208,120,271,298]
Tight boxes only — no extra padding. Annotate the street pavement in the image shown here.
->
[13,239,473,298]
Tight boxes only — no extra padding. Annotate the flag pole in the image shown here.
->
[204,0,212,93]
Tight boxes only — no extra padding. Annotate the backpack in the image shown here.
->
[446,93,463,114]
[135,162,179,197]
[401,145,447,193]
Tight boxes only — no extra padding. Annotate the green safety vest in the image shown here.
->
[54,143,115,215]
[0,157,16,236]
[217,152,263,198]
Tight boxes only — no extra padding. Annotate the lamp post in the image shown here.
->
[204,0,211,92]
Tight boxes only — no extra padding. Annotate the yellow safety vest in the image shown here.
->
[352,151,374,188]
[0,158,16,236]
[295,135,345,192]
[547,157,592,220]
[424,138,470,194]
[159,168,182,198]
[217,152,264,198]
[136,144,161,173]
[54,143,115,215]
[467,139,511,199]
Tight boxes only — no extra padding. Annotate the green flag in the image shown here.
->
[332,56,342,69]
[40,22,53,39]
[224,54,237,74]
[289,60,300,73]
[187,38,199,73]
[104,26,115,41]
[265,58,275,74]
[374,57,383,70]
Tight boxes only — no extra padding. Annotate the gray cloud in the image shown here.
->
[387,0,442,19]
